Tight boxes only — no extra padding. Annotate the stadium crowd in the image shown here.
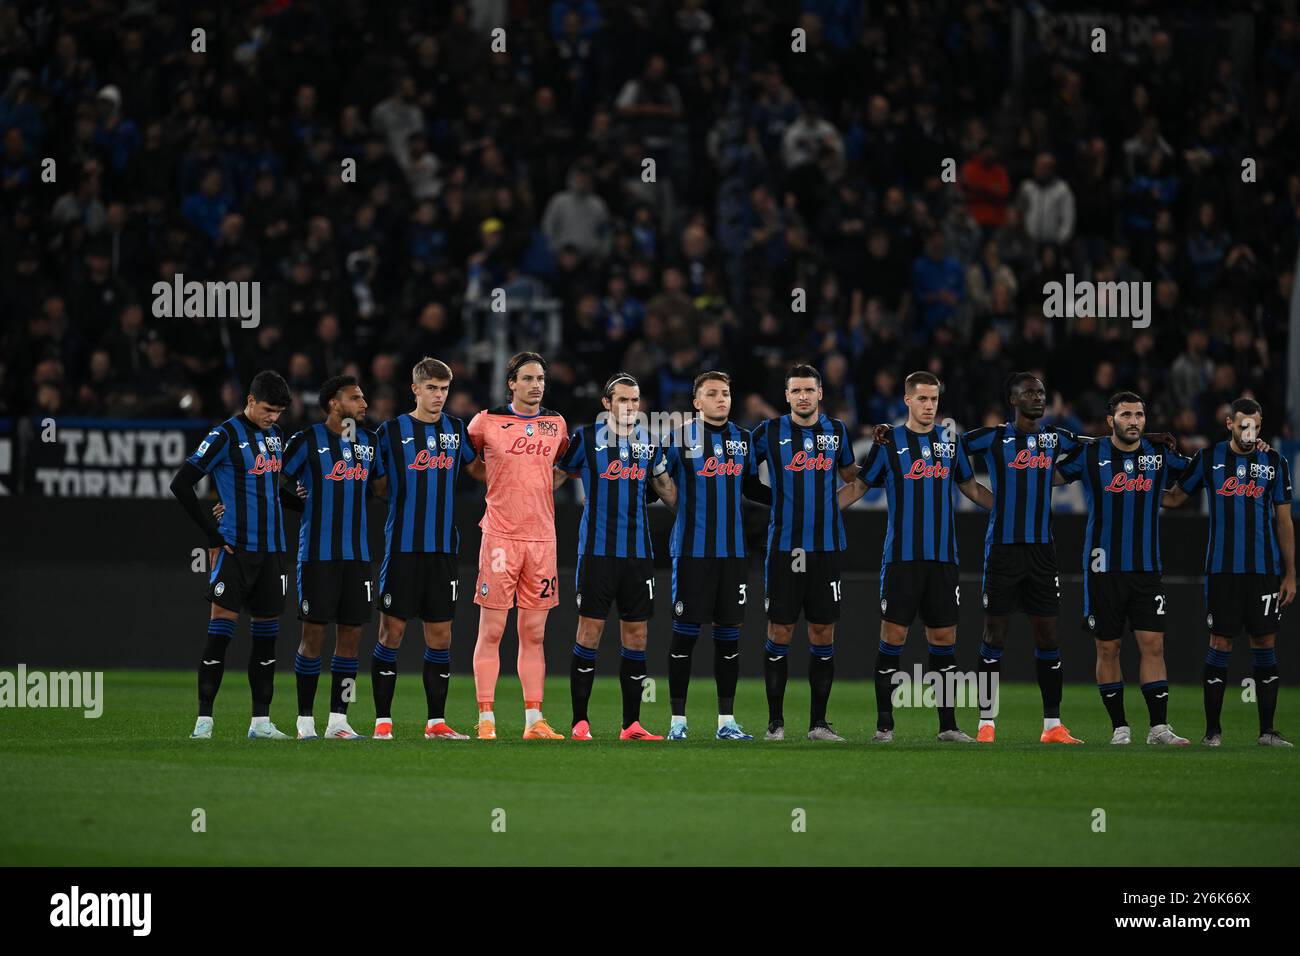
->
[1,0,1297,448]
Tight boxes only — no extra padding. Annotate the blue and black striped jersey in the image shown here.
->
[859,425,974,565]
[185,414,287,552]
[1178,442,1293,575]
[376,413,475,555]
[752,414,855,553]
[1056,437,1189,573]
[962,422,1083,551]
[281,423,385,563]
[662,419,757,559]
[558,421,666,558]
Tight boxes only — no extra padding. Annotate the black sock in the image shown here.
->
[421,647,450,721]
[1254,647,1280,735]
[330,655,358,715]
[763,639,788,724]
[371,640,398,720]
[713,625,740,714]
[294,653,321,716]
[809,644,834,727]
[619,647,647,729]
[1098,681,1127,729]
[1141,679,1169,726]
[198,618,236,717]
[1034,646,1063,719]
[874,640,903,730]
[248,619,279,718]
[928,643,957,732]
[668,622,700,715]
[977,641,1003,720]
[1203,647,1229,736]
[570,642,596,726]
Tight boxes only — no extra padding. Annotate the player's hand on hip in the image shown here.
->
[208,543,234,567]
[212,501,225,520]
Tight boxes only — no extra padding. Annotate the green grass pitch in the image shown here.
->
[1,671,1294,866]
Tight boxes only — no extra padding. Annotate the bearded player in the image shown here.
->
[466,352,569,739]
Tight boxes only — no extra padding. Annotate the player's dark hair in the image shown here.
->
[905,371,941,394]
[412,356,452,383]
[603,371,638,400]
[785,364,821,388]
[1107,391,1144,414]
[319,374,359,413]
[1230,397,1262,419]
[506,351,547,387]
[693,370,730,394]
[1005,371,1042,402]
[249,369,290,408]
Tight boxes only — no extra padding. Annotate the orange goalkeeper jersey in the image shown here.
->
[467,404,569,542]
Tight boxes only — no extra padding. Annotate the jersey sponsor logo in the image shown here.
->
[408,449,458,471]
[535,420,559,436]
[247,453,281,475]
[1137,454,1162,471]
[1214,477,1266,498]
[1008,449,1052,470]
[905,459,949,480]
[1251,462,1275,480]
[196,440,210,455]
[599,459,647,481]
[815,433,840,451]
[697,456,745,477]
[1035,432,1059,449]
[353,443,375,462]
[628,442,657,460]
[506,435,555,457]
[326,460,370,482]
[726,439,748,456]
[930,442,956,459]
[1106,472,1152,492]
[784,450,835,471]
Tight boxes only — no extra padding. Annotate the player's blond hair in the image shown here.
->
[413,357,452,383]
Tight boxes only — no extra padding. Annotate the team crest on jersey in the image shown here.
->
[981,593,988,608]
[575,593,582,609]
[921,445,931,459]
[1123,459,1134,473]
[1026,436,1036,449]
[1207,613,1214,628]
[803,437,814,452]
[341,445,352,461]
[383,593,392,608]
[714,444,724,457]
[257,440,267,454]
[764,597,770,611]
[816,433,840,451]
[1236,463,1248,479]
[619,446,629,460]
[214,582,225,596]
[674,600,684,616]
[302,600,310,614]
[427,435,438,451]
[525,424,535,437]
[1087,614,1095,629]
[880,599,888,613]
[481,582,489,596]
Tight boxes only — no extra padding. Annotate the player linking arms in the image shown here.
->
[555,373,670,739]
[658,371,771,740]
[466,352,569,739]
[838,372,993,742]
[170,370,293,739]
[1163,398,1294,747]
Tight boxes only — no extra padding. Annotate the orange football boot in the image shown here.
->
[522,718,564,739]
[475,719,497,740]
[976,724,996,743]
[1040,724,1084,744]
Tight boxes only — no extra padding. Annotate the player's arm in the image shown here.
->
[957,478,993,510]
[649,470,678,511]
[1276,505,1295,608]
[1164,449,1204,508]
[837,476,868,510]
[369,474,388,499]
[553,467,570,490]
[171,462,230,550]
[741,470,771,505]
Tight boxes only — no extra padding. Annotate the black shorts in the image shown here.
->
[207,548,286,618]
[982,543,1060,617]
[880,560,960,628]
[1206,573,1283,638]
[1083,571,1166,640]
[671,556,749,626]
[378,551,459,622]
[764,549,843,625]
[575,555,654,622]
[297,560,373,626]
